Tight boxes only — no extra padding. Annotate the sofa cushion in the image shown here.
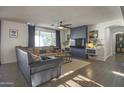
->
[33,48,40,55]
[40,53,56,57]
[27,48,40,55]
[30,53,41,62]
[40,49,46,54]
[45,48,50,53]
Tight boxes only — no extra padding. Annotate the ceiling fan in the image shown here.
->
[52,21,72,30]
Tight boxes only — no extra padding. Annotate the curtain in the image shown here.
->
[56,30,61,49]
[28,25,35,48]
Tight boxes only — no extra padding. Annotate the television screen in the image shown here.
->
[70,38,85,48]
[75,38,83,47]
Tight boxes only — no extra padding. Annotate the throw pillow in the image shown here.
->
[31,53,41,62]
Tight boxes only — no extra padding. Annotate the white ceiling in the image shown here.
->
[0,6,122,28]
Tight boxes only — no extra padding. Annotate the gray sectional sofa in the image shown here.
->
[16,47,63,87]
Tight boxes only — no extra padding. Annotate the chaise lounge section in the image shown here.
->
[16,47,63,87]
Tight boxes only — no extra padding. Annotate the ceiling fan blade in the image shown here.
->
[64,26,72,29]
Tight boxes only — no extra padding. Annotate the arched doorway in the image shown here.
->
[115,33,124,53]
[108,25,124,55]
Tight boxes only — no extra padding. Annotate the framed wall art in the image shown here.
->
[9,29,18,38]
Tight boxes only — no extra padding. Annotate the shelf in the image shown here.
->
[86,48,97,55]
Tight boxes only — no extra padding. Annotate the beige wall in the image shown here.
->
[1,20,28,64]
[0,20,71,64]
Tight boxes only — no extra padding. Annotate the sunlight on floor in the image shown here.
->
[59,70,74,79]
[52,70,104,87]
[112,71,124,77]
[52,71,74,81]
[56,73,104,87]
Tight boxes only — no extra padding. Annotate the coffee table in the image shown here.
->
[55,51,72,63]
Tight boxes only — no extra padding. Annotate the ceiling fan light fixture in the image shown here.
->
[58,26,64,29]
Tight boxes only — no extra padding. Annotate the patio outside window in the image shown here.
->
[35,27,56,47]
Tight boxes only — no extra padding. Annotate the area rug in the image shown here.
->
[42,58,103,87]
[61,58,90,74]
[55,59,103,87]
[57,74,103,87]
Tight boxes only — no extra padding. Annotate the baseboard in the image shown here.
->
[1,60,17,64]
[96,57,105,61]
[104,54,112,61]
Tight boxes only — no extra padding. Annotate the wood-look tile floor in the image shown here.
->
[0,54,124,87]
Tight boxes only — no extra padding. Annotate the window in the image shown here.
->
[35,27,56,47]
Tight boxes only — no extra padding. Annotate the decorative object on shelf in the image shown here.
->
[89,30,98,39]
[87,30,103,48]
[87,42,94,48]
[87,38,103,48]
[9,29,18,38]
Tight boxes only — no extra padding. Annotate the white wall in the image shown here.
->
[1,20,28,64]
[88,18,124,61]
[60,28,70,49]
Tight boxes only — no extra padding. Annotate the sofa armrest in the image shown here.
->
[16,48,31,84]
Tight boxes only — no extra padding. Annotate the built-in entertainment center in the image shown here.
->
[70,25,88,59]
[70,38,85,49]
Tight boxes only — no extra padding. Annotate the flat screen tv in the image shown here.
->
[75,38,84,47]
[70,38,85,48]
